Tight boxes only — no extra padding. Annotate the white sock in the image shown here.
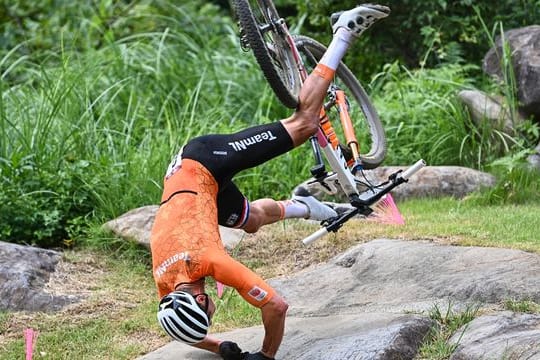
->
[277,200,309,219]
[318,27,354,70]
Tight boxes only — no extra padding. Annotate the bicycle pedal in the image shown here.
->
[306,173,340,195]
[310,164,326,178]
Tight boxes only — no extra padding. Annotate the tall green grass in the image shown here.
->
[370,61,534,169]
[0,2,291,247]
[1,1,538,248]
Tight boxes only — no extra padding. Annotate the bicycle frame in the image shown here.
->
[235,1,425,245]
[254,2,365,203]
[302,159,426,245]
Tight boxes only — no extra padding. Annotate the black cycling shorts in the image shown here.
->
[182,121,294,228]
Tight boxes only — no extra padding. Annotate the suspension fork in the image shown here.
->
[335,89,362,173]
[310,93,360,198]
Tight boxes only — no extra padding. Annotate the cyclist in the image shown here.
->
[151,4,390,360]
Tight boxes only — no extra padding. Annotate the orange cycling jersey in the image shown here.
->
[150,158,276,308]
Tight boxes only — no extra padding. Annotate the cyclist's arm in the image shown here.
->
[260,294,288,358]
[208,251,288,358]
[192,336,221,354]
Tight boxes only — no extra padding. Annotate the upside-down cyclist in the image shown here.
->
[150,4,390,360]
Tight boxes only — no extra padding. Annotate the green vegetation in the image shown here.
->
[1,0,538,247]
[417,303,480,360]
[293,0,540,77]
[0,0,538,358]
[349,198,540,253]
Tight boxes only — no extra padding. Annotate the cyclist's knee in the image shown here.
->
[242,205,264,233]
[281,111,319,146]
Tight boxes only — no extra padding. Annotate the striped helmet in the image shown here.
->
[157,291,209,344]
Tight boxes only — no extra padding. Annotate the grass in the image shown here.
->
[1,196,539,359]
[1,1,539,358]
[416,302,480,360]
[503,299,540,314]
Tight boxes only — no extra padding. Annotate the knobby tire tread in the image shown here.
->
[233,0,299,108]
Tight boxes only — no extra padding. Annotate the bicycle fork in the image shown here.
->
[308,87,362,201]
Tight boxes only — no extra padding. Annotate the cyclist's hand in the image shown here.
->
[219,341,246,360]
[244,352,275,360]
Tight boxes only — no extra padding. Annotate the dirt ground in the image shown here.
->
[0,218,404,356]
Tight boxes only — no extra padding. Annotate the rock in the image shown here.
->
[372,166,496,201]
[138,313,435,360]
[0,241,78,312]
[449,311,540,360]
[102,205,245,250]
[483,25,540,121]
[103,206,158,247]
[139,239,540,360]
[270,239,540,316]
[527,142,540,171]
[457,89,523,134]
[295,166,496,203]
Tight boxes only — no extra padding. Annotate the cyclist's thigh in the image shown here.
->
[217,181,249,228]
[182,121,293,183]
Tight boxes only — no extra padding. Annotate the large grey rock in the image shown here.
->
[297,166,496,203]
[0,241,78,312]
[139,240,540,360]
[370,166,496,201]
[102,205,244,250]
[271,239,540,316]
[457,90,523,134]
[483,25,540,121]
[449,311,540,360]
[139,313,435,360]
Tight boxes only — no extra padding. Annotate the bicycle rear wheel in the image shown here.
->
[294,35,386,169]
[233,0,301,108]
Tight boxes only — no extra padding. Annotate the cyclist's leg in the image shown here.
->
[182,121,294,184]
[246,196,337,232]
[217,181,336,233]
[281,5,390,146]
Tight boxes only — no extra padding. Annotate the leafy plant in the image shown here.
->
[293,0,540,78]
[503,299,540,314]
[417,302,479,359]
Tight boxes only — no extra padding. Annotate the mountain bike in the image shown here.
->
[231,1,426,242]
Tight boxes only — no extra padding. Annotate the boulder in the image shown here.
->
[483,25,540,121]
[449,311,540,360]
[139,313,435,360]
[295,166,496,203]
[271,239,540,316]
[457,89,524,134]
[102,205,244,250]
[0,241,78,312]
[527,142,540,171]
[139,239,540,360]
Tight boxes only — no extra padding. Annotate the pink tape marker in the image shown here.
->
[24,328,38,360]
[216,281,225,298]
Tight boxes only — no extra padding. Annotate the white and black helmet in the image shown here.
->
[157,291,209,344]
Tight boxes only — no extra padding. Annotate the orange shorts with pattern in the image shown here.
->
[150,158,276,308]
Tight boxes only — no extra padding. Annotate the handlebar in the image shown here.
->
[302,159,426,245]
[302,227,329,245]
[400,159,426,180]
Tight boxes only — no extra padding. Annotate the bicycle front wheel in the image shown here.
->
[233,0,302,108]
[293,35,386,169]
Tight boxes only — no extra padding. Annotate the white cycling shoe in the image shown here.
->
[292,190,338,221]
[331,4,390,37]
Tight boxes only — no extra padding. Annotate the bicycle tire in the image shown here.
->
[233,0,301,108]
[293,35,386,169]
